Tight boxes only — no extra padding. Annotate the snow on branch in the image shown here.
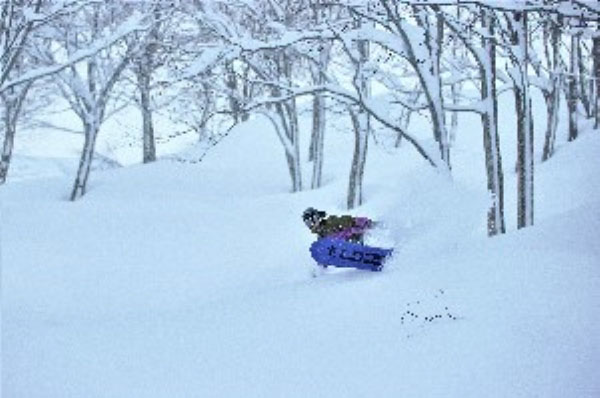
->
[0,11,148,94]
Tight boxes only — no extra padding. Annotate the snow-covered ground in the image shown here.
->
[2,112,599,397]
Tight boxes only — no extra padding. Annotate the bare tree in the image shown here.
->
[126,1,180,164]
[0,0,92,184]
[183,0,308,192]
[377,1,450,168]
[0,0,41,183]
[40,2,146,200]
[443,4,505,236]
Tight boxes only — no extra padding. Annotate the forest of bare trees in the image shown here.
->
[1,0,599,236]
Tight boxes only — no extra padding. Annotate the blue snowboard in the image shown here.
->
[310,238,393,271]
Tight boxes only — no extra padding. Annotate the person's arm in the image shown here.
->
[353,217,373,229]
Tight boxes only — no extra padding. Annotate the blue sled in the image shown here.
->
[310,238,393,271]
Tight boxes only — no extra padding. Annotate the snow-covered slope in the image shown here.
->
[2,117,599,398]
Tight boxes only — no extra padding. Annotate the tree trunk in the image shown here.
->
[309,3,330,189]
[0,84,31,184]
[593,32,600,129]
[347,33,370,209]
[480,11,505,236]
[542,88,560,161]
[135,5,160,164]
[270,50,303,193]
[568,33,579,141]
[0,106,16,184]
[449,5,462,146]
[283,52,302,192]
[449,82,459,146]
[276,99,302,193]
[226,61,241,124]
[70,119,100,201]
[428,91,449,167]
[241,64,251,122]
[288,99,302,192]
[515,83,534,229]
[415,7,449,167]
[310,92,325,189]
[348,108,369,210]
[542,16,561,162]
[510,11,534,229]
[137,64,156,163]
[197,82,213,141]
[576,32,592,118]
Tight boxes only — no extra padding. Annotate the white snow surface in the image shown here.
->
[2,115,600,397]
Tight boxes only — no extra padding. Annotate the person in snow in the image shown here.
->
[302,207,373,244]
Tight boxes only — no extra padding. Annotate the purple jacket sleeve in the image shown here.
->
[354,217,372,229]
[329,217,372,240]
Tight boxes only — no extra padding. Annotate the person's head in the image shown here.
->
[302,207,326,229]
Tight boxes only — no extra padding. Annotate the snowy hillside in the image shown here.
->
[2,113,599,398]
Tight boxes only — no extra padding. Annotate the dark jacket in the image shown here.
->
[310,215,372,242]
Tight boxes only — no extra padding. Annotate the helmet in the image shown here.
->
[302,207,326,228]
